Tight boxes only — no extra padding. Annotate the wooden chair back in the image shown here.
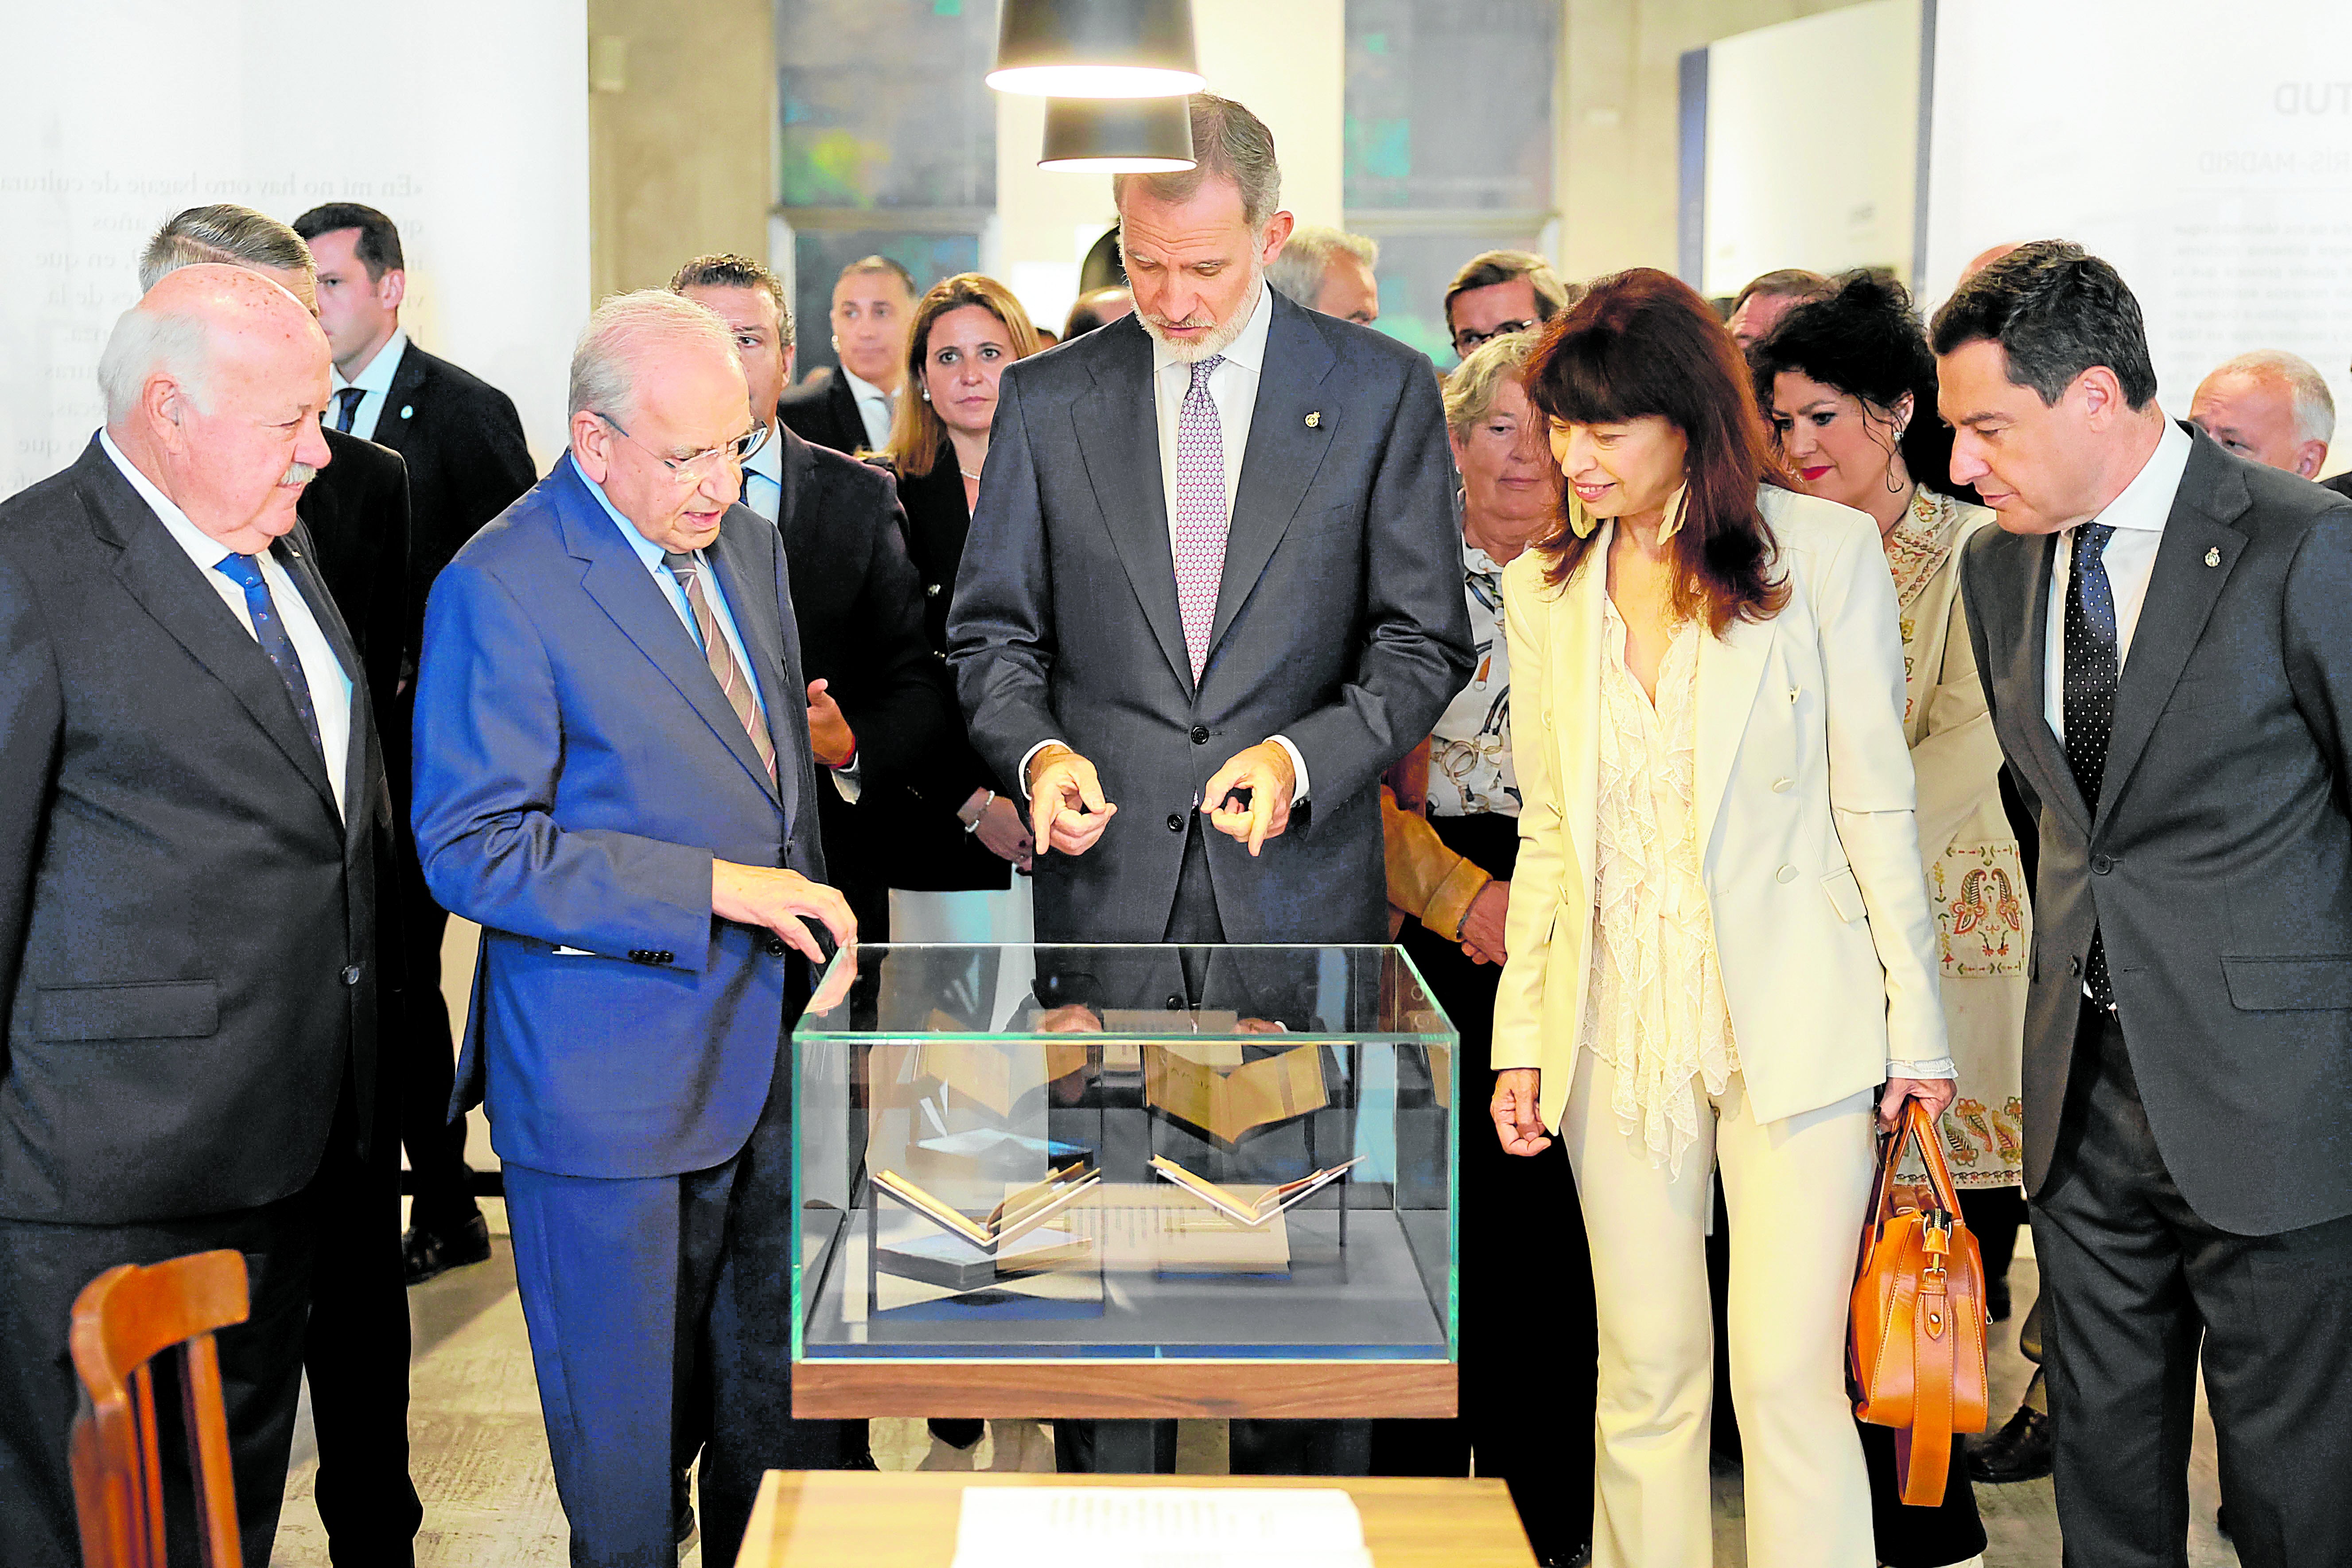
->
[68,1249,251,1568]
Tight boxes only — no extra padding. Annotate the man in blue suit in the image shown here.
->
[411,291,863,1568]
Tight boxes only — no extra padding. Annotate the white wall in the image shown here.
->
[1700,0,1921,294]
[992,0,1345,336]
[0,0,591,497]
[1923,0,2352,473]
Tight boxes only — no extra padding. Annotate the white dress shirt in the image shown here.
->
[838,366,896,453]
[100,430,354,817]
[2042,418,2193,746]
[328,328,408,441]
[740,423,785,523]
[1018,280,1310,803]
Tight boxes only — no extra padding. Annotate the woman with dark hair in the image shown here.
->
[1489,268,1952,1568]
[1751,274,2020,1567]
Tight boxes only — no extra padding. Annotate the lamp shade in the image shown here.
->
[1038,97,1197,174]
[988,0,1204,98]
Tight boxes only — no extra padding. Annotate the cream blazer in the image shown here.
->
[1492,485,1948,1134]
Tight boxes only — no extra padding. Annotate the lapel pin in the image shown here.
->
[1304,411,1322,428]
[399,405,413,420]
[2204,546,2220,568]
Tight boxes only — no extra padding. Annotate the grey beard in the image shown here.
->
[1138,268,1261,363]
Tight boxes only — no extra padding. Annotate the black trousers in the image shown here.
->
[1368,811,1596,1563]
[393,837,478,1238]
[0,1134,360,1568]
[1055,820,1369,1478]
[303,1068,424,1565]
[2035,998,2352,1568]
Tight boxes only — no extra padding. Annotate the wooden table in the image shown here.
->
[733,1471,1539,1568]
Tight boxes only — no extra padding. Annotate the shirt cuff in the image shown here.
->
[829,752,863,805]
[1016,739,1067,800]
[1267,735,1310,803]
[1891,1056,1957,1081]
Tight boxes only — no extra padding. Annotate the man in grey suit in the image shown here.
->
[1942,241,2352,1568]
[949,94,1472,1477]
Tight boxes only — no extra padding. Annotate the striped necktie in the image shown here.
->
[662,551,776,781]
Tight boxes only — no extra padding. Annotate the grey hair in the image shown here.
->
[1266,226,1378,307]
[1114,93,1282,232]
[568,290,742,423]
[2212,349,2336,447]
[1442,329,1543,438]
[98,305,216,423]
[140,205,314,293]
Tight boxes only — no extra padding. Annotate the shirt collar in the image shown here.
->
[97,428,243,576]
[743,422,785,487]
[839,365,893,408]
[576,461,683,575]
[333,327,408,396]
[1151,278,1274,382]
[2080,416,2193,536]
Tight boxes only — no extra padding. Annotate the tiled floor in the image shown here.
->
[267,1221,2243,1567]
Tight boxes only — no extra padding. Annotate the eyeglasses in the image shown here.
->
[593,412,761,482]
[1453,320,1535,355]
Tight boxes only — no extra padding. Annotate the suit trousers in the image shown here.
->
[1054,820,1370,1479]
[0,1182,320,1568]
[1562,1049,1878,1568]
[502,1041,864,1568]
[2033,1000,2352,1568]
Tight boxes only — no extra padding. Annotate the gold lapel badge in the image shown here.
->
[1305,411,1322,428]
[2204,547,2220,567]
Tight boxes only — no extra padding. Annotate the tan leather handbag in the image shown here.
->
[1849,1099,1990,1506]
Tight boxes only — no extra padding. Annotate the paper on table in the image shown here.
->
[949,1486,1374,1568]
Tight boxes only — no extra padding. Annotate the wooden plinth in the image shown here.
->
[790,1358,1455,1420]
[735,1471,1537,1568]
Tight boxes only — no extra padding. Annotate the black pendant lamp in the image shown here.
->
[1038,96,1197,173]
[987,0,1204,98]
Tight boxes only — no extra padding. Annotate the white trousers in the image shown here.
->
[1561,1049,1878,1568]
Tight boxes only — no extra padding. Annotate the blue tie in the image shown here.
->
[214,552,324,761]
[2062,521,2118,1008]
[332,386,364,434]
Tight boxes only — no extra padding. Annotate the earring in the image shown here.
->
[921,387,931,401]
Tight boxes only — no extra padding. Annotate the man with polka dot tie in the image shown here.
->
[0,263,388,1568]
[1937,241,2352,1568]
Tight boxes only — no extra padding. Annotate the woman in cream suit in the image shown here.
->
[1489,269,1952,1568]
[1754,272,2024,1568]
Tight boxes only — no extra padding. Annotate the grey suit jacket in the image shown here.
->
[948,298,1473,944]
[1961,424,2352,1234]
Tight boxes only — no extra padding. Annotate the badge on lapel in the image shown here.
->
[1304,412,1321,428]
[2204,547,2220,568]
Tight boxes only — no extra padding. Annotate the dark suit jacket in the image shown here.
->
[412,455,828,1178]
[369,339,537,667]
[1961,424,2352,1235]
[766,428,959,920]
[2322,471,2352,503]
[0,439,386,1223]
[871,452,1010,892]
[777,370,868,457]
[948,299,1473,945]
[301,427,411,734]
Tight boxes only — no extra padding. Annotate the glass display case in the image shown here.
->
[789,944,1459,1420]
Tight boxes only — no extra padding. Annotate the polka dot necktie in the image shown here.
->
[1172,354,1228,682]
[214,552,324,762]
[2062,521,2118,1008]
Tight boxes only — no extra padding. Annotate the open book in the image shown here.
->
[1143,1041,1329,1144]
[1147,1155,1365,1229]
[872,1160,1100,1255]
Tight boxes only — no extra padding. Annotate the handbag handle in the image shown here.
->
[1868,1098,1965,1231]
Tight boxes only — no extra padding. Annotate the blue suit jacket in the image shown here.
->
[412,454,828,1179]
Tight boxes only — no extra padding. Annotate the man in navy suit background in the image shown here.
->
[410,291,863,1568]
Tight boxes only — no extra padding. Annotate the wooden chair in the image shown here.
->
[68,1249,251,1568]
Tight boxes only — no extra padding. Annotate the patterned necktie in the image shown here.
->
[662,552,776,781]
[214,552,324,760]
[1171,354,1228,681]
[2062,521,2119,1008]
[332,386,364,434]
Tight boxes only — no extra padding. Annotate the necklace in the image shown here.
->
[959,467,982,482]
